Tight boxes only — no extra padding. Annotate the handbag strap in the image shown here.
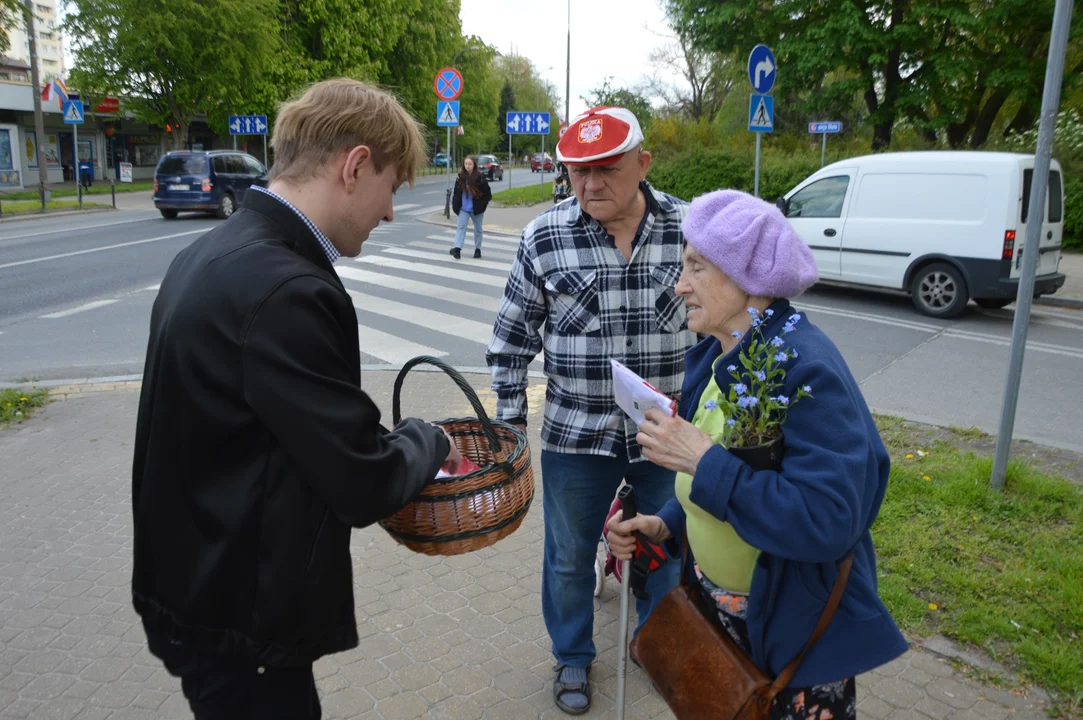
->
[766,553,854,698]
[678,532,854,697]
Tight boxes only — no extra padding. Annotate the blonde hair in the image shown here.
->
[270,78,427,186]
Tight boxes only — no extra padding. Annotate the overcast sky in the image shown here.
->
[459,0,678,122]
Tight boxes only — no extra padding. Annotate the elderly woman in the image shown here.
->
[607,190,907,720]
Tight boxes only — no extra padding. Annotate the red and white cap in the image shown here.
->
[556,106,644,166]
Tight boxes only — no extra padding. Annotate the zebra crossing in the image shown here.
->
[344,224,535,370]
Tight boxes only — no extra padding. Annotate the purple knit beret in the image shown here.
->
[682,190,819,298]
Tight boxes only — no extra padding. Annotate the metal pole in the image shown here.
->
[754,132,762,198]
[24,0,49,211]
[508,135,512,191]
[991,0,1073,491]
[444,127,452,219]
[565,0,571,124]
[821,133,827,168]
[74,123,82,210]
[233,135,237,151]
[540,134,545,194]
[263,134,268,167]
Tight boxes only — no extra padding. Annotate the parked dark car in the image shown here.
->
[531,152,553,173]
[477,154,504,181]
[153,151,268,220]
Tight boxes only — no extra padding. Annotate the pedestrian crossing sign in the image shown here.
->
[748,94,773,133]
[63,100,84,125]
[437,101,460,128]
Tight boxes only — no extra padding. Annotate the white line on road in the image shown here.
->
[400,240,518,260]
[144,284,160,292]
[346,289,495,342]
[355,255,508,288]
[40,299,119,319]
[404,205,446,217]
[0,229,207,270]
[336,265,502,311]
[425,233,520,249]
[380,247,512,272]
[356,325,448,365]
[393,203,421,212]
[0,214,163,242]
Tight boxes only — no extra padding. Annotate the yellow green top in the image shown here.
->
[675,358,761,593]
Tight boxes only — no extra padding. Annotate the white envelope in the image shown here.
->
[611,358,677,425]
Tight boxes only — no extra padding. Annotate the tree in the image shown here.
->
[666,0,1083,150]
[498,80,516,152]
[582,77,654,127]
[1,0,25,57]
[646,33,737,123]
[65,0,282,149]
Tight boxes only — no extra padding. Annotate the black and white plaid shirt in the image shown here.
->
[252,186,340,265]
[487,182,695,461]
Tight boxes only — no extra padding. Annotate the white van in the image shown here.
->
[777,152,1067,318]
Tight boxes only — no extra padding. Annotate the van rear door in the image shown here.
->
[1015,160,1063,279]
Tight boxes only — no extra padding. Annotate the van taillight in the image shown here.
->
[153,178,158,192]
[201,178,213,192]
[1003,230,1016,260]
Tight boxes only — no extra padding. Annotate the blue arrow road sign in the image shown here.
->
[747,44,777,94]
[748,94,774,133]
[228,115,268,135]
[506,112,551,135]
[808,121,843,134]
[437,101,460,127]
[63,100,84,125]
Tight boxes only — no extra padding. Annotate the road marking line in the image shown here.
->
[336,266,502,311]
[356,325,448,365]
[346,289,495,343]
[0,214,164,241]
[404,205,447,216]
[426,233,520,248]
[0,229,206,270]
[40,299,119,319]
[403,240,517,260]
[393,203,421,212]
[380,247,512,272]
[355,255,508,288]
[143,284,160,292]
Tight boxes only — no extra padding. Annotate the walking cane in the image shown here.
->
[615,484,638,720]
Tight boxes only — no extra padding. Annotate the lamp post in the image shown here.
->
[565,0,571,124]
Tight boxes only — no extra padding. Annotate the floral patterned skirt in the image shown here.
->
[694,564,857,720]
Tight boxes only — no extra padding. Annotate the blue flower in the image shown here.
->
[771,337,785,348]
[802,385,812,394]
[747,307,760,318]
[774,352,788,363]
[791,349,799,358]
[775,396,790,406]
[751,318,762,328]
[704,400,718,411]
[738,396,759,409]
[765,309,774,317]
[791,314,802,324]
[732,331,743,340]
[727,365,738,373]
[733,383,748,396]
[782,323,795,334]
[754,371,766,382]
[727,419,737,427]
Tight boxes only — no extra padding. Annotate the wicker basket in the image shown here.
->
[378,356,535,556]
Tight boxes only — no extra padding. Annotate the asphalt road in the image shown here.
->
[2,172,1082,452]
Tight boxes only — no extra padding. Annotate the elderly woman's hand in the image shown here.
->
[636,408,715,476]
[605,511,671,562]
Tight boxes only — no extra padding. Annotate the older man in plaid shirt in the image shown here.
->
[486,106,696,715]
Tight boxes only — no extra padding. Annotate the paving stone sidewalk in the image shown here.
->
[0,372,1052,720]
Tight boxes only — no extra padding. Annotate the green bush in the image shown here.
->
[647,146,821,203]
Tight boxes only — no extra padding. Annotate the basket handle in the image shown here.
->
[392,355,514,476]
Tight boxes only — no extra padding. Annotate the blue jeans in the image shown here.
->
[540,449,680,669]
[453,210,484,250]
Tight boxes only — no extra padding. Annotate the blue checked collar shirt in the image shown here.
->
[252,186,339,265]
[486,182,695,461]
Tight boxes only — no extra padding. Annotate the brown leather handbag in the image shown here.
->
[629,539,853,720]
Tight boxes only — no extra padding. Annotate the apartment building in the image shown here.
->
[5,0,65,78]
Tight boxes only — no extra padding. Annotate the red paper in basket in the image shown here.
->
[435,455,482,479]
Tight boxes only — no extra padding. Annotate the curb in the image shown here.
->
[0,205,117,224]
[1034,295,1083,310]
[417,214,522,238]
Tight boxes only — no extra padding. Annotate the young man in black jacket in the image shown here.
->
[132,78,459,719]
